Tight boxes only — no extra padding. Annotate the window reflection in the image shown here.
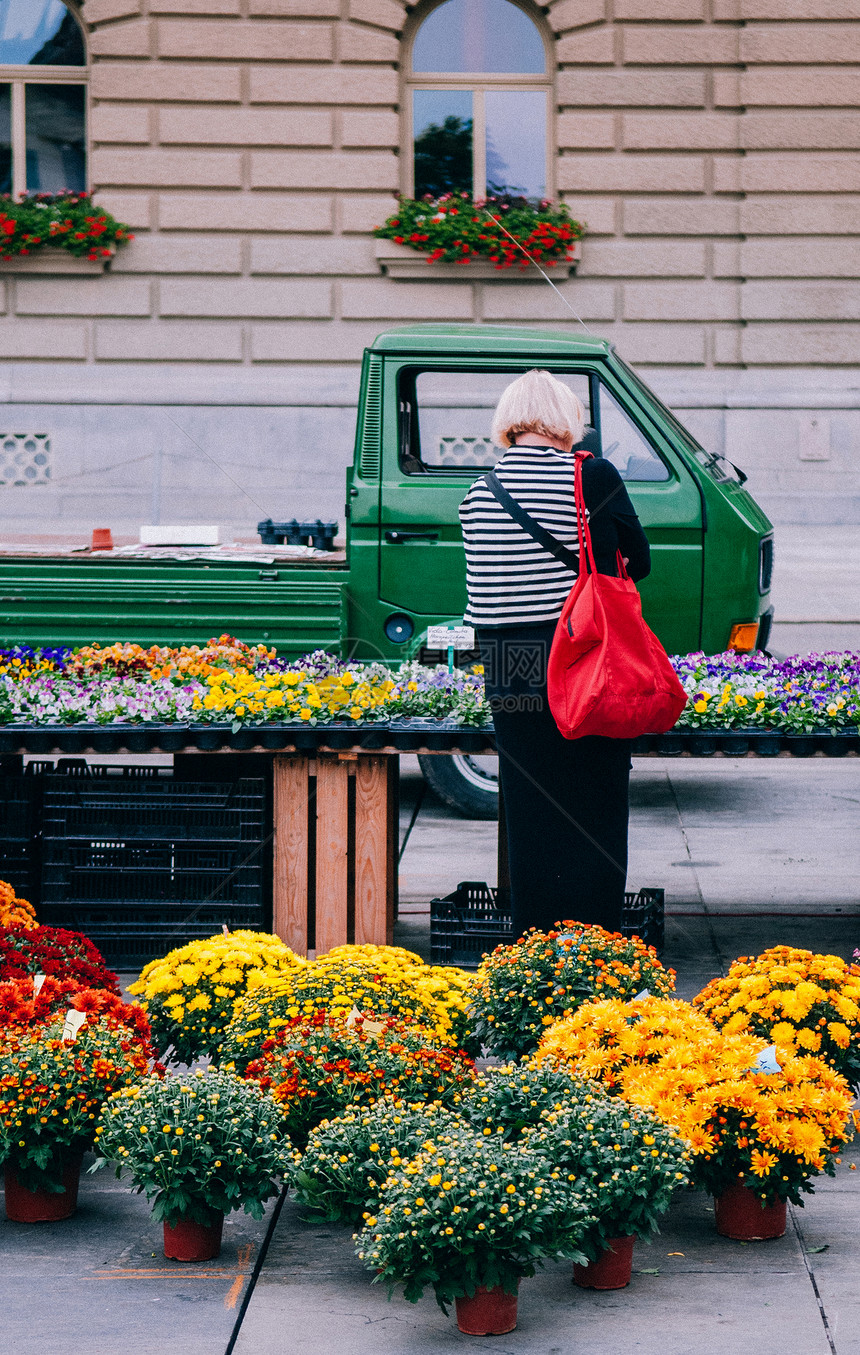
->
[485,90,546,197]
[0,85,10,195]
[26,84,86,193]
[0,0,85,66]
[599,384,670,483]
[413,89,473,198]
[413,0,545,74]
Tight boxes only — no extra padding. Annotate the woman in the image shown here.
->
[459,369,651,939]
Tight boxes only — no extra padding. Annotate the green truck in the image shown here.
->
[0,323,774,816]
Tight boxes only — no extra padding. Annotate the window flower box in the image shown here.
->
[375,238,580,281]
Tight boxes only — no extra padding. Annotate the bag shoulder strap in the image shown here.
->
[483,470,580,572]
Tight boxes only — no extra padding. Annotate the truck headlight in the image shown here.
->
[759,536,774,594]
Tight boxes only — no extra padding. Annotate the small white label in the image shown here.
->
[426,625,475,650]
[631,989,652,1002]
[62,1009,88,1043]
[33,973,46,996]
[753,1044,782,1075]
[221,923,230,936]
[345,1005,386,1036]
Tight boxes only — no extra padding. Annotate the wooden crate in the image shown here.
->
[272,751,398,956]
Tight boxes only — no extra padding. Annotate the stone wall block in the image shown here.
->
[740,324,860,366]
[557,154,705,193]
[341,110,400,147]
[740,70,860,106]
[250,237,377,274]
[481,281,616,322]
[739,1,860,18]
[622,26,739,64]
[741,282,860,321]
[111,235,244,273]
[741,239,860,278]
[742,114,860,151]
[249,66,398,104]
[740,154,860,193]
[556,27,615,63]
[713,72,742,107]
[156,19,333,60]
[91,104,152,144]
[622,113,739,150]
[0,321,87,360]
[623,282,740,321]
[92,148,243,188]
[83,0,142,23]
[713,327,742,364]
[160,278,332,318]
[557,70,706,106]
[250,151,397,191]
[150,0,242,11]
[94,322,244,361]
[712,242,741,276]
[338,23,400,62]
[250,320,389,362]
[15,278,152,317]
[741,23,860,63]
[712,159,741,193]
[614,0,705,17]
[557,113,616,149]
[159,107,333,147]
[611,323,707,364]
[340,194,399,233]
[347,0,407,32]
[89,19,153,57]
[341,279,474,320]
[559,197,616,235]
[249,0,340,14]
[624,198,741,235]
[548,0,607,32]
[741,195,860,234]
[92,63,243,102]
[578,240,707,276]
[95,191,153,228]
[158,192,333,232]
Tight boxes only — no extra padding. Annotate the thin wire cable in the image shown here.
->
[482,209,593,333]
[161,409,273,517]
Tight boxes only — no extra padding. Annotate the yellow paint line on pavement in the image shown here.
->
[224,1242,255,1310]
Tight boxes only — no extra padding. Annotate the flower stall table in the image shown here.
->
[0,721,853,961]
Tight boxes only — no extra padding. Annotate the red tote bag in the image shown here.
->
[547,452,688,741]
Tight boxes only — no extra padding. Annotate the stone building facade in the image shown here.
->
[0,0,857,535]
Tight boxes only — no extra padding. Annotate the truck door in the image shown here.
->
[596,371,703,654]
[379,365,591,619]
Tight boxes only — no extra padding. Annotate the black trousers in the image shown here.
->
[477,622,631,940]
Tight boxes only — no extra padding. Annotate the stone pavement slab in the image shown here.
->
[233,1150,860,1355]
[0,1151,274,1355]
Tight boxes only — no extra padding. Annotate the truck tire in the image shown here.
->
[418,753,499,820]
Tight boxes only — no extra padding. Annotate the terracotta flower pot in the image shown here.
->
[573,1235,635,1290]
[163,1208,224,1262]
[455,1284,518,1335]
[714,1182,787,1241]
[4,1153,82,1223]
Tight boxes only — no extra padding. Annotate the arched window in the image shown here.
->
[406,0,551,201]
[0,0,87,198]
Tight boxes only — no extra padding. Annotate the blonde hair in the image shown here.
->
[491,369,586,450]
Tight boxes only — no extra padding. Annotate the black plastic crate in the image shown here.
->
[41,776,265,843]
[40,841,264,907]
[430,881,665,968]
[37,904,266,967]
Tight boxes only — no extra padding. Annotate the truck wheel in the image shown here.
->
[418,753,499,820]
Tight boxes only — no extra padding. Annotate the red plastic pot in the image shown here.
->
[455,1284,518,1335]
[573,1235,635,1290]
[163,1209,224,1262]
[4,1153,82,1223]
[714,1182,786,1240]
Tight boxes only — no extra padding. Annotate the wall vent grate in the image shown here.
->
[0,434,51,487]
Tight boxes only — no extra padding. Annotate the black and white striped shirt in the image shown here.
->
[459,446,651,627]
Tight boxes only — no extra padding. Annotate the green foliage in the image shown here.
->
[355,1121,596,1310]
[454,1063,605,1141]
[374,192,584,269]
[295,1098,460,1225]
[0,193,133,261]
[526,1098,690,1261]
[93,1067,296,1227]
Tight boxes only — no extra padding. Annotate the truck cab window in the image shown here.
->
[405,368,591,472]
[598,383,670,483]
